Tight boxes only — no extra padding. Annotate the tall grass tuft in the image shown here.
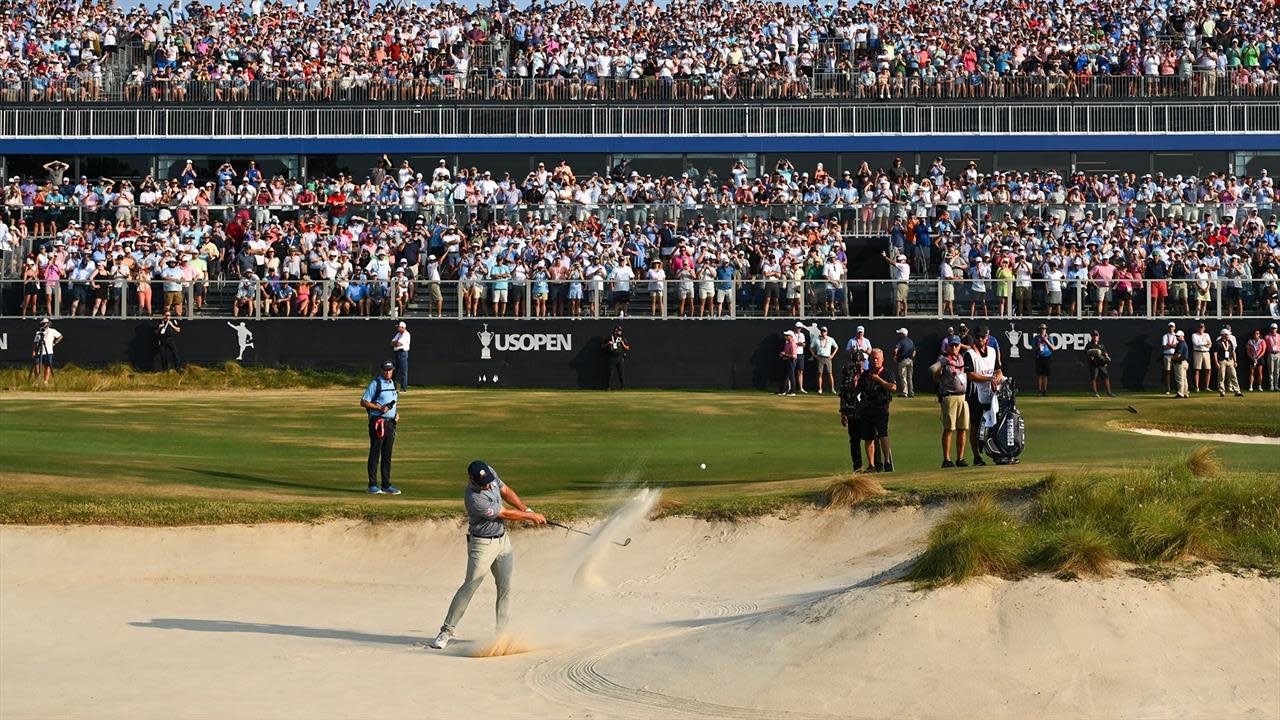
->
[906,494,1024,585]
[823,475,888,509]
[906,448,1278,585]
[1185,445,1221,478]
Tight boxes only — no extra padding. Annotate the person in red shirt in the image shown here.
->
[327,186,348,227]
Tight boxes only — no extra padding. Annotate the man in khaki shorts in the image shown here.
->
[932,334,970,468]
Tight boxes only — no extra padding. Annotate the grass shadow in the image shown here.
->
[177,467,364,494]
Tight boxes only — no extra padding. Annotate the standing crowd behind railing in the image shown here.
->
[1,157,1277,320]
[4,0,1280,104]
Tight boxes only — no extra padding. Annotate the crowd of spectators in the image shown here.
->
[4,155,1279,320]
[4,0,1280,104]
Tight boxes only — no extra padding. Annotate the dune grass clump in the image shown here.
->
[907,446,1279,585]
[905,494,1024,585]
[823,475,888,509]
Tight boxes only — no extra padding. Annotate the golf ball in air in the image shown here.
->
[699,463,707,470]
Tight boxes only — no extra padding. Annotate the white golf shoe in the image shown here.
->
[428,630,452,650]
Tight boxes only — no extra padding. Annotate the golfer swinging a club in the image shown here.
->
[429,461,545,650]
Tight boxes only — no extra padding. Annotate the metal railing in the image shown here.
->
[2,101,1277,138]
[1,200,1274,248]
[2,72,1275,106]
[4,277,1275,320]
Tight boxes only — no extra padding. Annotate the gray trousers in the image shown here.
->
[897,358,914,396]
[1217,359,1240,395]
[441,534,513,635]
[1269,354,1280,390]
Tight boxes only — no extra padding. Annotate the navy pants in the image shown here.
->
[393,350,409,390]
[367,417,396,488]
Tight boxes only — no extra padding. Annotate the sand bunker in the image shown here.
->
[2,510,1276,719]
[1123,426,1280,445]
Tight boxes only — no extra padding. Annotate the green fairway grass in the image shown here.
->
[1,383,1276,524]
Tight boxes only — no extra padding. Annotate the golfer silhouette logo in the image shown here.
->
[478,323,494,360]
[1005,323,1022,359]
[227,321,255,360]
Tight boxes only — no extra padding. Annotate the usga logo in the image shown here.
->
[477,323,572,360]
[1004,323,1091,359]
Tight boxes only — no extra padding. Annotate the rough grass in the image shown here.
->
[905,495,1025,585]
[0,362,368,392]
[907,446,1280,584]
[823,474,888,509]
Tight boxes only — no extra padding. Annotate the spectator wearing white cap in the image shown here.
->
[883,250,911,317]
[892,328,915,398]
[845,325,872,370]
[391,320,411,392]
[1213,327,1243,397]
[792,321,810,393]
[813,326,838,394]
[1161,322,1179,394]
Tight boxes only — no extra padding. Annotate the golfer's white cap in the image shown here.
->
[897,328,908,335]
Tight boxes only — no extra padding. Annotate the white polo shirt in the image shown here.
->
[392,329,411,352]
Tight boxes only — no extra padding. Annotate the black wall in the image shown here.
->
[0,317,1250,392]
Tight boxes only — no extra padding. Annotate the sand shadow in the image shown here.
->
[662,558,917,630]
[129,618,444,647]
[176,467,365,494]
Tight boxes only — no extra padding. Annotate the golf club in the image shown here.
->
[548,520,632,547]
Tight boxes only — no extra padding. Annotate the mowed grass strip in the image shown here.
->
[1,377,1277,524]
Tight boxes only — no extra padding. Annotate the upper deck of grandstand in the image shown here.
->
[3,0,1279,105]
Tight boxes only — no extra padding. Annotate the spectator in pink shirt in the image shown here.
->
[1088,256,1117,316]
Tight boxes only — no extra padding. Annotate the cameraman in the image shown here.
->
[837,353,864,472]
[359,361,401,495]
[1085,330,1114,397]
[605,326,630,389]
[855,348,897,472]
[31,317,62,385]
[156,311,182,371]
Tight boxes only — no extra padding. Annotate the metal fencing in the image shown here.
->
[2,102,1278,138]
[3,72,1277,106]
[4,277,1275,321]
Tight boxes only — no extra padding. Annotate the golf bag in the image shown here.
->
[982,378,1025,464]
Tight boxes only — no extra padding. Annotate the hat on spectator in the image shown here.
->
[1168,321,1176,327]
[380,360,394,371]
[855,325,865,333]
[794,321,804,328]
[897,328,908,335]
[1176,330,1185,337]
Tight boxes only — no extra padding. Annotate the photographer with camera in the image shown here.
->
[155,311,182,371]
[837,350,864,472]
[1085,330,1114,397]
[605,326,630,389]
[855,348,898,472]
[31,317,62,386]
[359,360,401,495]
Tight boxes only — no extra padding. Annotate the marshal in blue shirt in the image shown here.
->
[362,375,398,420]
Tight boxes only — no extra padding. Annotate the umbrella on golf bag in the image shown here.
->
[981,377,1025,464]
